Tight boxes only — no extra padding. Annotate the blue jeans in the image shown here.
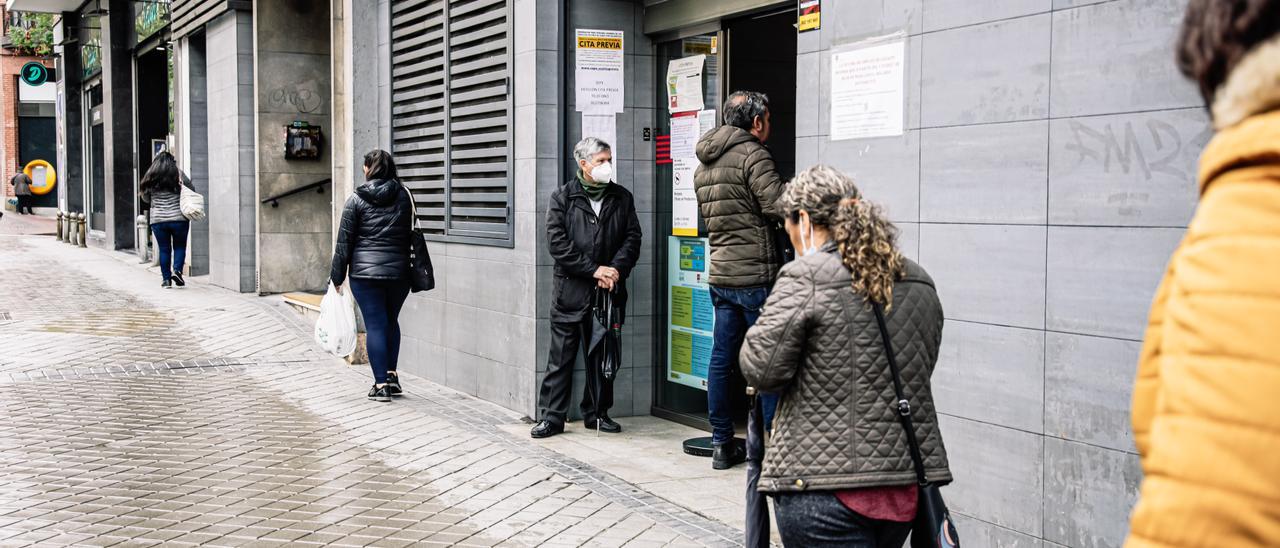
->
[774,491,912,548]
[708,285,778,446]
[349,277,410,385]
[150,220,190,281]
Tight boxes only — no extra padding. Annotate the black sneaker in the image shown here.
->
[367,384,392,402]
[386,373,403,397]
[584,417,622,433]
[712,441,747,470]
[161,279,173,289]
[171,271,185,287]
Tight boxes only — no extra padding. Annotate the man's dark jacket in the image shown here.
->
[547,178,643,323]
[330,178,415,285]
[694,125,787,288]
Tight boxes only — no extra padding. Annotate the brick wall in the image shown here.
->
[0,51,52,206]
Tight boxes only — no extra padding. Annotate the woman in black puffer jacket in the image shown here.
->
[330,150,415,402]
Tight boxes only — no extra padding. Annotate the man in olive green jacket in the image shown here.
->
[693,91,786,469]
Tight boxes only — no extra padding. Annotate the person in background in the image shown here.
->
[139,152,194,288]
[1127,1,1280,546]
[740,166,951,547]
[530,137,642,439]
[331,150,415,403]
[693,90,786,469]
[10,168,33,215]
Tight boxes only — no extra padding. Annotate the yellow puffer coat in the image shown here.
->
[1126,38,1280,548]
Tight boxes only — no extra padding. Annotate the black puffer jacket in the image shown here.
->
[547,178,643,323]
[330,179,414,285]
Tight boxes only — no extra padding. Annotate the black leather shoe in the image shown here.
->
[584,417,622,433]
[367,384,391,402]
[712,441,746,470]
[530,420,564,439]
[386,373,403,397]
[171,271,185,287]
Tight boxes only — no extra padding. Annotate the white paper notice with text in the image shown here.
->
[666,55,706,114]
[830,37,906,140]
[575,29,625,114]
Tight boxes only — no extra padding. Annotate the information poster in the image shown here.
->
[830,36,906,140]
[575,29,625,114]
[666,55,705,114]
[669,113,701,236]
[668,237,715,390]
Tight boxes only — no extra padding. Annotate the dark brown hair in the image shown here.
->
[363,149,398,181]
[1176,0,1280,105]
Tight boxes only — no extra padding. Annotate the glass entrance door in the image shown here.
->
[86,84,106,233]
[652,31,722,427]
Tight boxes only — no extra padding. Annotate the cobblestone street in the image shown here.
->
[0,231,741,548]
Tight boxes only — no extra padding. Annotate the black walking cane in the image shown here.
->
[745,387,770,548]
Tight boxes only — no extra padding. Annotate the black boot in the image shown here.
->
[712,441,746,470]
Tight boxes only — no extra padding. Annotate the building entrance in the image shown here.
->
[651,7,798,436]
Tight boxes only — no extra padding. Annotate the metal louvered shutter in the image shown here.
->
[390,0,513,246]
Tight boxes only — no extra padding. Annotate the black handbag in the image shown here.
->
[872,303,960,548]
[402,184,435,293]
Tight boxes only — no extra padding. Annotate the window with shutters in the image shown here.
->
[390,0,513,246]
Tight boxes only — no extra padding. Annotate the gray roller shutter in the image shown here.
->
[391,0,513,246]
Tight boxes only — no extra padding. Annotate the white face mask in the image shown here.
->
[797,212,818,256]
[588,161,613,184]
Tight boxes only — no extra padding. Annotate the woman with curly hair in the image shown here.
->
[740,165,951,547]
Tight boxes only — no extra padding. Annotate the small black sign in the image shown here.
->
[643,127,652,142]
[20,62,48,86]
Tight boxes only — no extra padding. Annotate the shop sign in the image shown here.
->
[20,62,48,86]
[798,1,821,32]
[667,237,715,391]
[135,0,170,42]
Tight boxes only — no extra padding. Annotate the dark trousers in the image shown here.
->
[539,315,613,426]
[151,220,190,281]
[349,277,411,385]
[16,195,33,214]
[708,285,778,446]
[774,491,912,548]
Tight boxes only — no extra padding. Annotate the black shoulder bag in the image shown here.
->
[401,184,435,293]
[872,303,959,548]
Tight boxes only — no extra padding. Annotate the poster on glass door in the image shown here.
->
[667,236,715,391]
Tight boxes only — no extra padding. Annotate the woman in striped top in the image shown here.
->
[139,152,194,288]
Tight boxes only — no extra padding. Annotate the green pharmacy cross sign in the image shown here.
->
[20,62,48,86]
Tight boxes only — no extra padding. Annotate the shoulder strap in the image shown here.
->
[872,302,929,486]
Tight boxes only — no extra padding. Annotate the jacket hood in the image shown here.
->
[696,125,759,164]
[356,178,403,206]
[1211,34,1280,130]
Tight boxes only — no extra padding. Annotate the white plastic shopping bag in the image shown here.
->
[314,282,357,357]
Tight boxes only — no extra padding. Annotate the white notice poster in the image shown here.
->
[576,29,625,113]
[669,114,700,160]
[830,37,906,140]
[672,157,699,236]
[581,113,619,181]
[666,55,705,114]
[697,109,717,140]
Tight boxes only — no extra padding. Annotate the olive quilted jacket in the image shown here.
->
[740,244,952,492]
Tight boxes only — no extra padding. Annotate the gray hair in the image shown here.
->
[722,91,770,130]
[573,137,612,164]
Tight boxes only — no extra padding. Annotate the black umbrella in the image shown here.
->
[587,287,623,434]
[745,387,771,548]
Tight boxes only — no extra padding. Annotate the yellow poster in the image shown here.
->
[798,0,821,32]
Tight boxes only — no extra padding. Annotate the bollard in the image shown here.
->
[135,214,149,262]
[65,213,75,244]
[55,211,64,241]
[78,213,87,248]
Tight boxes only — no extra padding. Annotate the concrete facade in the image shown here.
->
[795,1,1204,545]
[253,0,333,294]
[203,10,257,292]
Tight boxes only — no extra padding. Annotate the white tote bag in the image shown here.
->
[314,282,358,357]
[180,184,206,221]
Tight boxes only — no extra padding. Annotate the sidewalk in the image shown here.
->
[0,212,56,236]
[0,232,753,547]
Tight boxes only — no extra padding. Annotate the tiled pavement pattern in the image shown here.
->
[0,236,743,547]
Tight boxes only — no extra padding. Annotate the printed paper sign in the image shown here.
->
[668,236,715,390]
[830,36,906,140]
[666,55,705,114]
[575,29,625,113]
[798,0,821,32]
[581,113,619,182]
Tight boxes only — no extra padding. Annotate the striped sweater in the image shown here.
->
[142,173,194,224]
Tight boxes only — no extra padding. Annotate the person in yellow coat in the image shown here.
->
[1127,1,1280,546]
